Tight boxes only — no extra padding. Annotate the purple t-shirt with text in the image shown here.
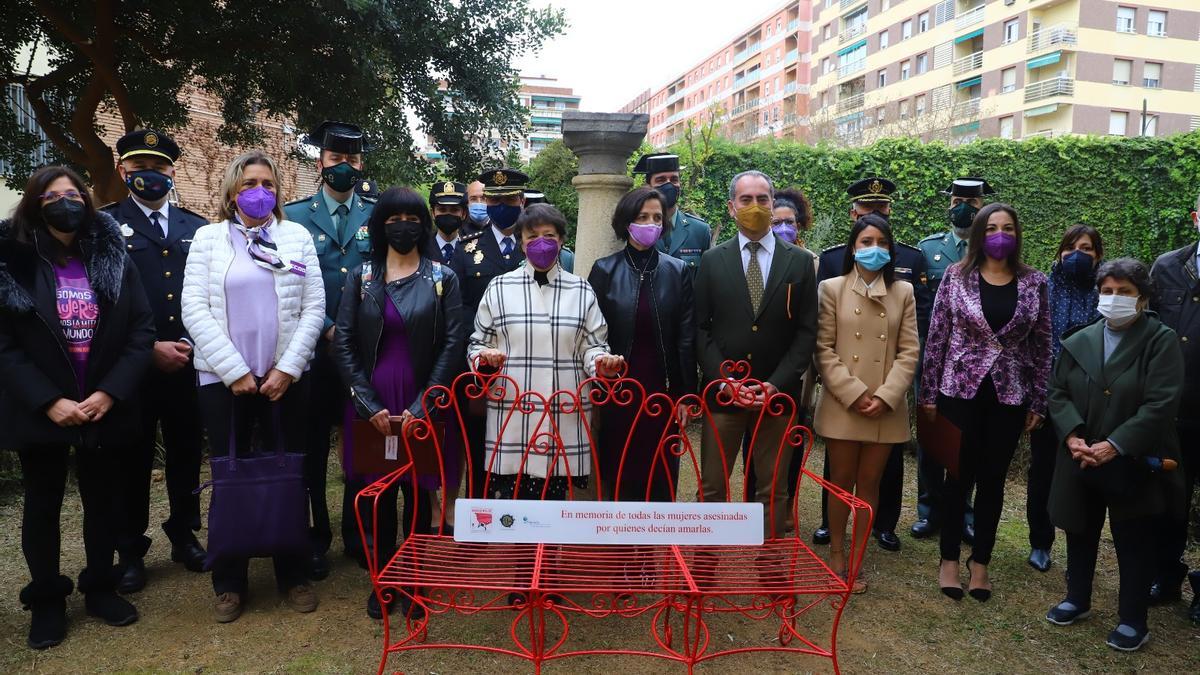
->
[54,257,99,394]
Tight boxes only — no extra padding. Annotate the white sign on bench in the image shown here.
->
[453,499,764,546]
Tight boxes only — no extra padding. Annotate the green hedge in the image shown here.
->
[671,133,1200,267]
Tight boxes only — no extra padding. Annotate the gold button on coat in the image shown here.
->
[164,271,171,278]
[166,293,174,300]
[161,250,169,257]
[854,308,861,314]
[752,325,759,332]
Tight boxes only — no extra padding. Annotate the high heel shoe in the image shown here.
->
[939,560,963,601]
[967,557,992,602]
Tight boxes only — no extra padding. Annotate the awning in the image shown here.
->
[837,39,868,57]
[955,28,984,44]
[1024,104,1059,118]
[956,76,982,89]
[952,121,981,135]
[530,116,561,125]
[1027,51,1062,70]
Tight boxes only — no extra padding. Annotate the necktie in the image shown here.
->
[150,211,167,238]
[501,236,514,257]
[746,241,764,315]
[956,238,966,259]
[442,243,454,264]
[335,204,350,240]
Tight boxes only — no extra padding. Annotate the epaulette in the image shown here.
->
[283,195,315,207]
[360,196,377,204]
[459,229,485,243]
[98,201,119,212]
[821,243,846,254]
[174,204,209,221]
[897,241,921,252]
[683,211,708,223]
[919,231,946,244]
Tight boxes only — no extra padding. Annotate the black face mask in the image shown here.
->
[948,201,978,232]
[434,214,463,235]
[385,220,423,254]
[43,198,86,234]
[654,181,680,210]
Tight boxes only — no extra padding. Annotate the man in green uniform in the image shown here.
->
[910,177,995,542]
[283,120,376,579]
[634,153,711,275]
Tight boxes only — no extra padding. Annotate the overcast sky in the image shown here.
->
[515,0,787,112]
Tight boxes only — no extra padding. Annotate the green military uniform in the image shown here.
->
[658,208,711,274]
[918,230,968,296]
[284,188,375,333]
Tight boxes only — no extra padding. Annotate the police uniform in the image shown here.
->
[427,180,469,263]
[911,178,994,537]
[282,120,375,575]
[102,129,209,588]
[633,153,711,275]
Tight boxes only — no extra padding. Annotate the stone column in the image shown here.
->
[561,111,648,279]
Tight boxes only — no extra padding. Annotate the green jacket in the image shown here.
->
[1047,313,1186,532]
[657,209,712,276]
[694,237,818,401]
[283,191,375,332]
[918,229,966,295]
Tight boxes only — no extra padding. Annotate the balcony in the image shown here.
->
[955,4,985,30]
[733,70,762,90]
[952,51,983,76]
[840,0,866,10]
[787,18,799,33]
[731,98,762,117]
[839,24,867,45]
[784,81,798,95]
[733,42,762,65]
[1028,24,1078,53]
[666,88,685,105]
[783,112,799,128]
[731,125,760,142]
[838,59,866,78]
[1023,129,1062,140]
[951,98,981,120]
[785,49,798,64]
[528,107,563,118]
[1025,76,1074,103]
[837,93,865,112]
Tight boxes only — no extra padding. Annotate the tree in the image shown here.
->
[526,139,577,234]
[1,0,565,200]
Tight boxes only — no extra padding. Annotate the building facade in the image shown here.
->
[620,2,814,147]
[808,0,1200,146]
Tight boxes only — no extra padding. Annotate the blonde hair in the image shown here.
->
[217,150,285,222]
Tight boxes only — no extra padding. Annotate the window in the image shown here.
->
[823,24,832,40]
[902,20,913,40]
[1116,7,1136,34]
[1109,111,1128,135]
[1141,113,1158,136]
[1001,67,1017,93]
[765,81,771,95]
[1112,59,1132,86]
[878,69,888,87]
[877,106,886,124]
[916,94,927,116]
[917,53,928,75]
[918,12,930,33]
[900,99,909,119]
[879,30,890,50]
[901,60,911,80]
[999,116,1014,139]
[1147,10,1166,37]
[1003,19,1019,44]
[1143,62,1162,88]
[882,0,890,10]
[822,57,831,74]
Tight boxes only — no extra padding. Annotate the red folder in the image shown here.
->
[917,412,962,479]
[348,418,444,477]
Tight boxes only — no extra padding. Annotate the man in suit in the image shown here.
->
[695,170,818,539]
[283,120,376,578]
[635,153,712,277]
[102,129,209,592]
[1148,194,1200,621]
[909,178,991,544]
[450,168,529,497]
[809,178,931,553]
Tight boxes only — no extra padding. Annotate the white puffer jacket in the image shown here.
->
[182,218,325,385]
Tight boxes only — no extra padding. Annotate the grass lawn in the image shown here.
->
[0,441,1197,674]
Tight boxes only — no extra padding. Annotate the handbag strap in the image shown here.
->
[225,396,287,462]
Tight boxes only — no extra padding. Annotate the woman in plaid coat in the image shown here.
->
[467,204,624,500]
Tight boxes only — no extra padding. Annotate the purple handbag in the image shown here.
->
[201,410,308,568]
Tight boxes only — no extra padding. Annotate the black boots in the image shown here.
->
[20,576,72,650]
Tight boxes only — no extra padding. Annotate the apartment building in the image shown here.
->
[808,0,1200,145]
[620,2,814,147]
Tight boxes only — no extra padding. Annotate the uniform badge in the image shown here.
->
[473,251,484,265]
[318,234,326,241]
[361,180,371,192]
[443,181,454,193]
[464,239,478,253]
[120,224,134,237]
[144,132,158,148]
[870,179,882,194]
[493,171,507,185]
[310,202,318,211]
[934,254,942,262]
[355,226,369,241]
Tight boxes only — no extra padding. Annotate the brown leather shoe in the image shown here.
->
[286,584,318,613]
[214,592,242,623]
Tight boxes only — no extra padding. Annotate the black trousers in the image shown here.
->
[461,377,490,499]
[20,443,119,594]
[116,366,203,560]
[1153,422,1199,586]
[915,370,975,528]
[198,379,310,595]
[362,482,433,567]
[303,348,342,556]
[1066,502,1154,632]
[1026,423,1057,550]
[937,378,1026,564]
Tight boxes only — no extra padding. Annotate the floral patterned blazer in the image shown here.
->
[920,263,1052,415]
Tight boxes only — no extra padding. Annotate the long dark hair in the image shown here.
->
[1054,223,1104,263]
[368,187,433,271]
[773,187,811,230]
[840,212,896,287]
[610,186,668,241]
[957,202,1032,276]
[10,165,96,244]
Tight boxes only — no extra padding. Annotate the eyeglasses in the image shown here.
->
[771,218,796,226]
[39,190,84,202]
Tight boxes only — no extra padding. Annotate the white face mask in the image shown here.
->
[1097,294,1140,326]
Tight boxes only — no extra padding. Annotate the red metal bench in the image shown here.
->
[356,361,872,674]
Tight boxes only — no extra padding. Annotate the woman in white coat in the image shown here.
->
[181,150,324,623]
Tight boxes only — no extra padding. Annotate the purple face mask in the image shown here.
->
[983,231,1017,260]
[237,185,276,220]
[771,222,798,244]
[525,237,560,270]
[628,222,663,248]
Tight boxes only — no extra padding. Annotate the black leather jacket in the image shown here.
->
[333,257,465,419]
[588,248,696,395]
